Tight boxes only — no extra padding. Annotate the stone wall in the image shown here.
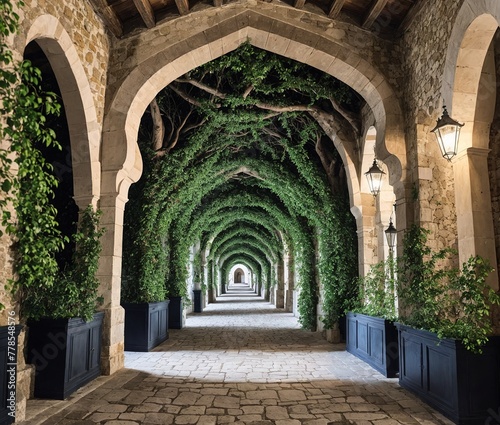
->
[17,0,111,124]
[1,0,110,420]
[1,0,110,326]
[399,0,464,250]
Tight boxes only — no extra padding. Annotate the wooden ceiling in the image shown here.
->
[88,0,424,39]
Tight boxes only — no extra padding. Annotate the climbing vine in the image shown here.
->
[0,0,68,315]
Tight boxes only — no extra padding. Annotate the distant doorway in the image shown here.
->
[234,268,245,283]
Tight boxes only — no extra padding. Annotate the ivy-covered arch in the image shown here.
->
[221,254,263,291]
[218,246,270,292]
[99,17,410,369]
[208,225,282,263]
[121,43,360,332]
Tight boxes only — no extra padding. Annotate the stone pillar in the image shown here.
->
[97,190,128,375]
[454,147,499,289]
[285,253,294,312]
[276,259,285,308]
[352,193,377,277]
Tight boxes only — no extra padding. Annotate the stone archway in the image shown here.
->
[443,1,500,289]
[26,14,101,208]
[234,268,244,284]
[99,6,406,373]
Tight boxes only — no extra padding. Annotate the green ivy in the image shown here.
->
[0,0,68,315]
[352,255,397,321]
[398,225,500,353]
[23,206,105,321]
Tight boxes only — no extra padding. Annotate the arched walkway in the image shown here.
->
[20,285,453,424]
[97,7,407,373]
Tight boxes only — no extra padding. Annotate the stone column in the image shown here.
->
[97,189,128,375]
[352,194,377,277]
[454,147,499,289]
[275,259,285,308]
[285,253,294,312]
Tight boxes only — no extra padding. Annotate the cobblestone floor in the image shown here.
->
[20,283,453,425]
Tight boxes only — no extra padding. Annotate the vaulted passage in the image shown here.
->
[5,2,500,424]
[22,289,453,424]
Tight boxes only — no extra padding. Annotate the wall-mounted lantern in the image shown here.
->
[365,158,385,196]
[431,105,464,161]
[385,218,397,252]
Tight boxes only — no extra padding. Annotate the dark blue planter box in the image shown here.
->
[27,312,103,400]
[396,323,500,424]
[193,290,203,313]
[0,326,21,425]
[123,301,169,351]
[168,297,183,329]
[346,312,399,378]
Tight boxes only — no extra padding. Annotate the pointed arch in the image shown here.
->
[102,8,405,210]
[26,14,101,207]
[443,0,500,288]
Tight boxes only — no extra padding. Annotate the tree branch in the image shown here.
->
[170,84,203,107]
[176,77,227,99]
[254,102,316,113]
[165,109,193,154]
[329,97,361,135]
[243,85,254,99]
[181,118,207,134]
[149,98,165,152]
[315,133,338,194]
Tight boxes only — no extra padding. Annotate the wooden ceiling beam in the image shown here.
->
[214,0,223,6]
[175,0,190,15]
[88,0,123,37]
[397,0,426,35]
[362,0,389,28]
[133,0,156,28]
[328,0,346,19]
[294,0,306,8]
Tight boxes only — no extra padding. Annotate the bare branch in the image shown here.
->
[329,97,361,135]
[315,133,338,193]
[170,84,203,107]
[182,118,208,134]
[165,110,193,154]
[243,85,254,99]
[262,112,281,120]
[254,102,316,113]
[149,98,165,152]
[176,78,227,99]
[164,114,175,146]
[262,127,283,140]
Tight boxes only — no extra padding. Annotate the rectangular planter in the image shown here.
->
[27,312,104,400]
[168,297,183,329]
[193,290,203,313]
[0,326,21,425]
[396,323,500,425]
[346,312,399,378]
[122,301,169,351]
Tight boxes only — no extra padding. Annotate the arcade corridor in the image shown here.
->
[19,284,453,425]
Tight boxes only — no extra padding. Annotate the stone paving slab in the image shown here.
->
[18,284,453,425]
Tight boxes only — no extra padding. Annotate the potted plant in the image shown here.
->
[121,276,170,352]
[121,235,170,351]
[396,225,500,425]
[166,279,185,330]
[192,253,203,313]
[346,255,399,378]
[25,206,105,400]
